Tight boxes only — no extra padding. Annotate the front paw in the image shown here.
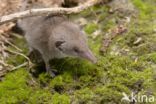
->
[48,71,56,78]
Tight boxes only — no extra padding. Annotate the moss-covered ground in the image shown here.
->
[0,0,156,104]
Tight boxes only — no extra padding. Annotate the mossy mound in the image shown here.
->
[0,0,156,103]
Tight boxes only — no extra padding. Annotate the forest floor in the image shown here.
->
[0,0,156,104]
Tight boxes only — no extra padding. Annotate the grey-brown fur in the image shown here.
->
[18,1,97,77]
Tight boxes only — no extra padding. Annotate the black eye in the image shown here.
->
[73,47,79,53]
[55,41,65,48]
[55,40,65,51]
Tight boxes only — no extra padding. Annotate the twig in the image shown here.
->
[5,40,23,52]
[0,62,29,77]
[11,62,28,71]
[0,41,8,58]
[0,60,9,67]
[0,34,23,52]
[0,0,99,25]
[5,48,33,67]
[11,33,23,39]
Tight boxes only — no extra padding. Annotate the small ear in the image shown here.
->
[55,40,65,48]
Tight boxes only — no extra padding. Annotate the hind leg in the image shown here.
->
[28,47,43,63]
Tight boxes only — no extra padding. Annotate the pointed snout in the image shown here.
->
[80,49,97,64]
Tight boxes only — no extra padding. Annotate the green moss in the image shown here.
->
[95,87,122,103]
[0,69,31,103]
[79,75,92,83]
[28,90,53,104]
[75,88,94,103]
[38,73,51,85]
[50,76,64,88]
[141,52,156,63]
[61,72,73,83]
[132,0,156,19]
[84,23,99,34]
[52,93,70,104]
[1,0,156,103]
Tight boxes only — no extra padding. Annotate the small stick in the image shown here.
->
[5,40,23,52]
[11,62,28,71]
[5,48,33,67]
[0,0,100,25]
